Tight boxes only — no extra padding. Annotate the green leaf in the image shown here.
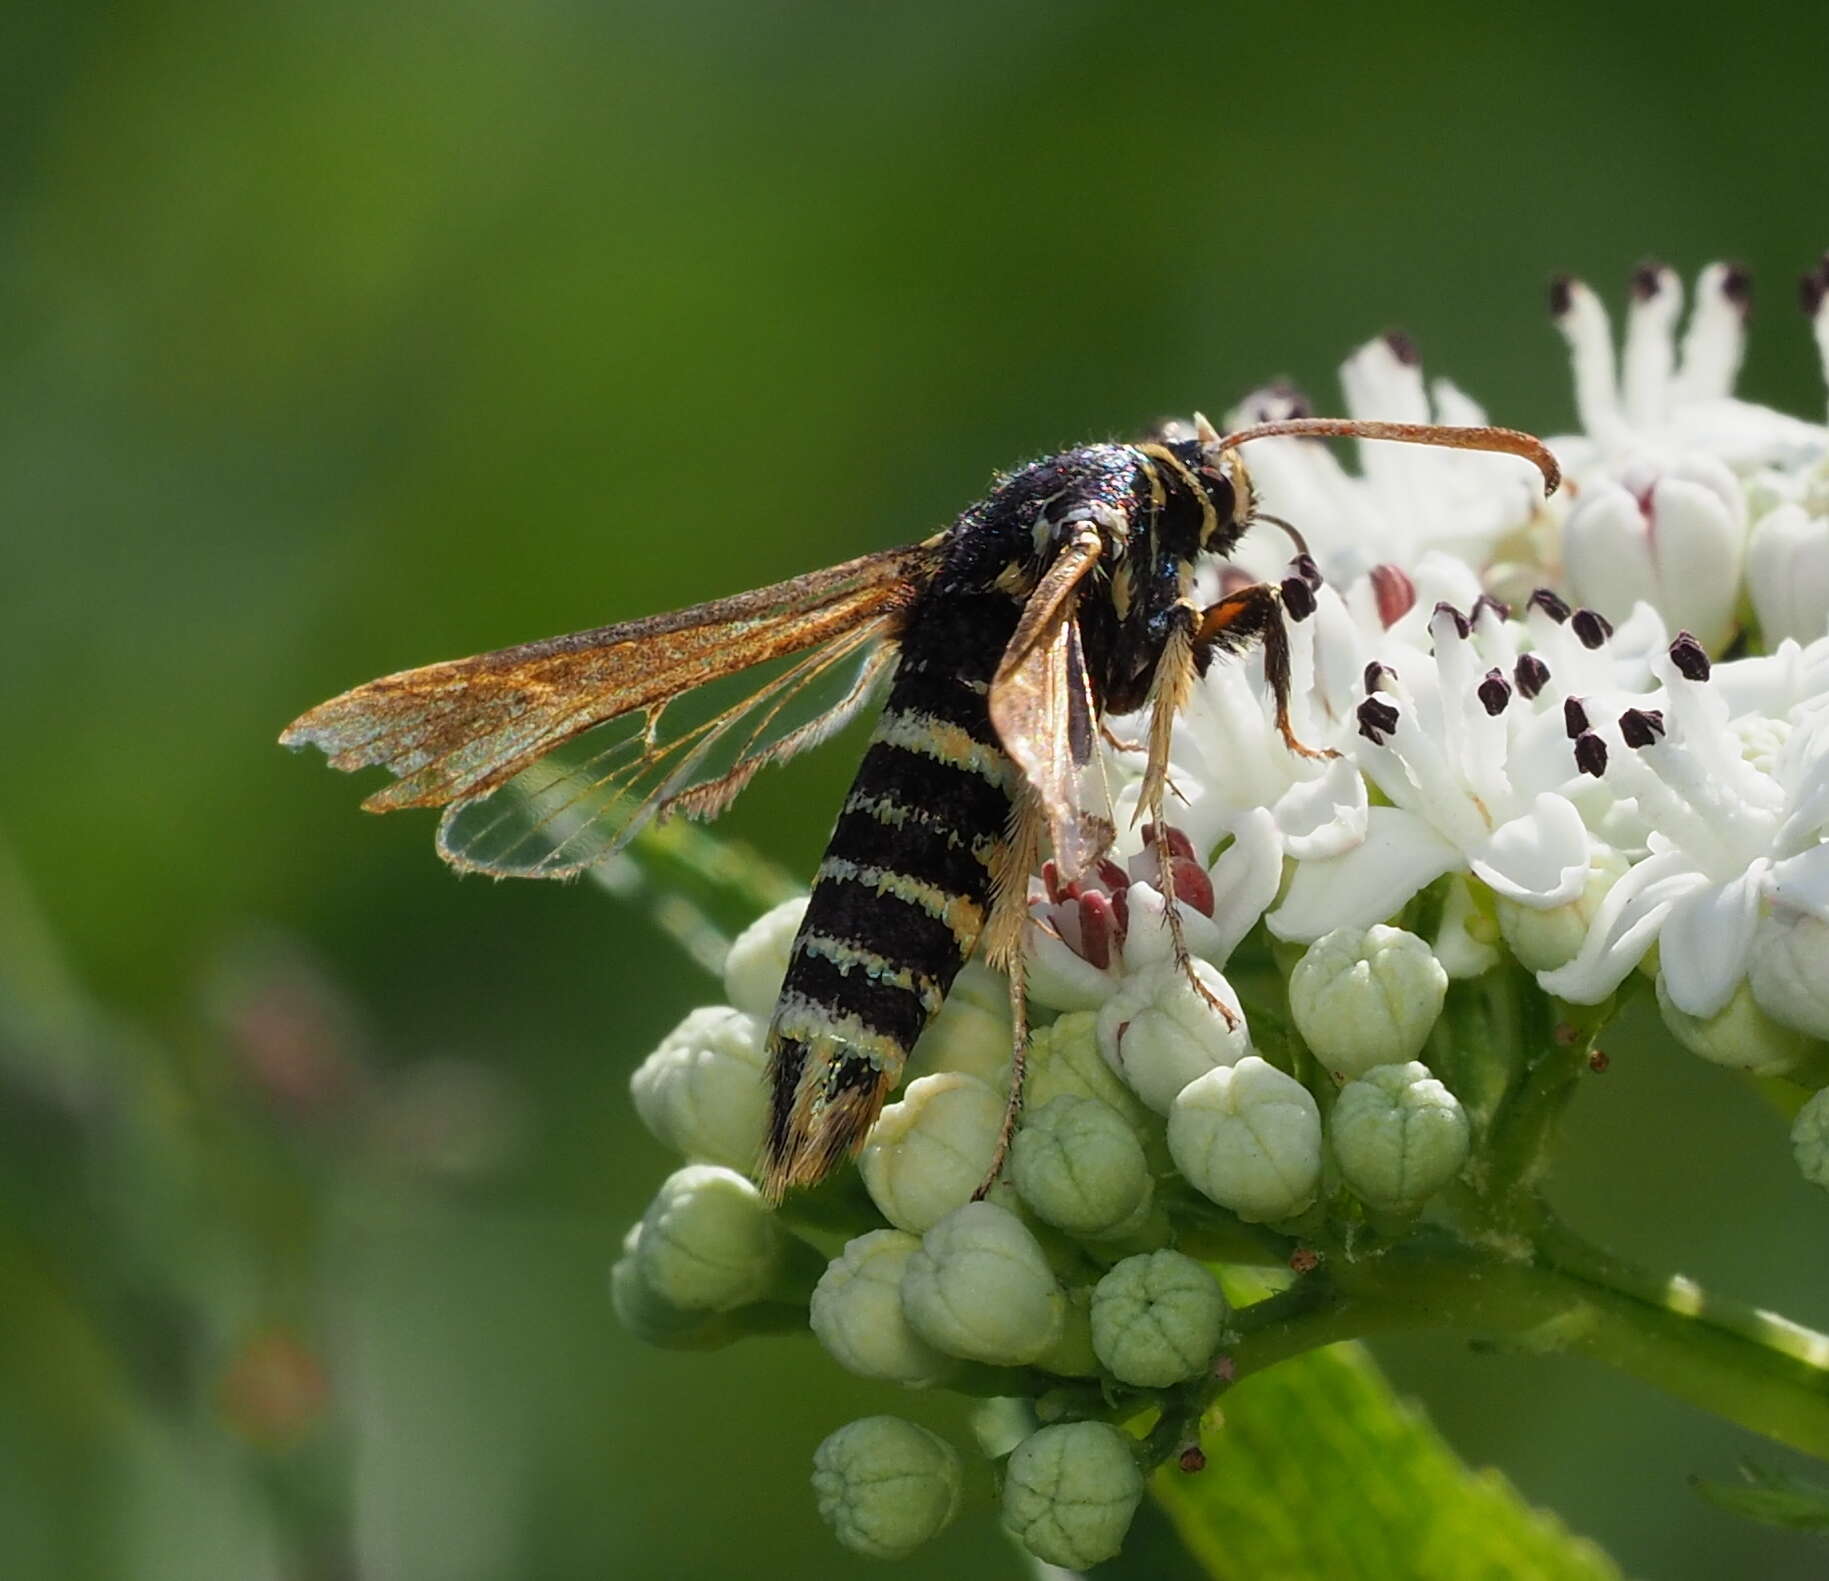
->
[1691,1461,1829,1534]
[1150,1340,1619,1581]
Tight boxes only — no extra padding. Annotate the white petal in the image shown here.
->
[1622,264,1681,430]
[1563,483,1654,626]
[1553,279,1628,447]
[1538,848,1709,1004]
[1275,755,1369,861]
[1267,806,1461,942]
[1645,471,1744,650]
[1769,843,1829,923]
[1204,809,1286,962]
[1658,865,1766,1019]
[1672,262,1748,405]
[1470,792,1590,906]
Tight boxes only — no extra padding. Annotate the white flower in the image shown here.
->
[900,1201,1065,1365]
[858,1072,1007,1233]
[1329,1061,1471,1211]
[1748,907,1829,1039]
[1543,641,1829,1017]
[1654,975,1820,1077]
[1792,1087,1829,1192]
[1088,1251,1228,1387]
[903,960,1014,1087]
[1287,925,1448,1078]
[1168,1056,1323,1223]
[1545,264,1828,649]
[1097,959,1251,1114]
[1272,604,1593,941]
[1225,336,1550,585]
[1561,449,1746,652]
[629,1005,768,1172]
[1001,1422,1144,1570]
[809,1230,955,1387]
[812,1416,962,1559]
[1549,262,1824,480]
[1009,1095,1153,1237]
[1746,482,1829,647]
[632,1165,785,1312]
[1496,843,1631,973]
[1024,824,1248,1009]
[721,895,806,1018]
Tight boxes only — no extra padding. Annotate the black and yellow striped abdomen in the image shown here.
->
[759,592,1019,1199]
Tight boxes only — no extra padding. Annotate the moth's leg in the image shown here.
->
[1139,602,1238,1026]
[1195,582,1335,759]
[976,788,1042,1199]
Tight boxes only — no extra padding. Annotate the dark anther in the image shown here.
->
[1178,1445,1208,1475]
[1529,588,1572,623]
[1719,262,1753,308]
[1574,732,1609,777]
[1588,1049,1611,1074]
[1383,330,1421,366]
[1356,696,1400,744]
[1619,707,1666,748]
[1363,660,1390,693]
[1281,575,1317,622]
[1563,696,1590,738]
[1293,552,1322,589]
[1513,652,1550,699]
[1629,259,1666,301]
[1668,632,1711,681]
[1472,592,1512,624]
[1572,608,1613,649]
[1433,600,1472,639]
[1477,667,1512,716]
[1548,274,1575,318]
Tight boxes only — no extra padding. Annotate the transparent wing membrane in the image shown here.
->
[436,624,894,877]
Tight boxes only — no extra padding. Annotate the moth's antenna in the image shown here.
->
[1252,512,1311,559]
[1215,416,1562,498]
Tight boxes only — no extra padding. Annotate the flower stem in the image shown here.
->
[1190,1225,1829,1464]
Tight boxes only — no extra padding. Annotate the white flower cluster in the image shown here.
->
[612,259,1829,1565]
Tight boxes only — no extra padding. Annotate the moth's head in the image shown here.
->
[1190,411,1254,555]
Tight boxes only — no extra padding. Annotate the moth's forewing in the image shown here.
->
[281,542,938,874]
[988,527,1116,881]
[436,624,895,877]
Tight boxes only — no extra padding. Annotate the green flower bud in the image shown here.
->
[629,1005,768,1171]
[1168,1056,1322,1223]
[1656,973,1820,1076]
[1498,846,1630,973]
[1792,1088,1829,1191]
[859,1072,1005,1232]
[901,1201,1065,1364]
[1089,1250,1227,1387]
[1000,1422,1144,1569]
[1330,1061,1471,1211]
[809,1230,954,1387]
[634,1165,784,1312]
[1288,925,1448,1078]
[1097,960,1250,1114]
[905,973,1014,1088]
[812,1416,962,1560]
[1024,1012,1155,1142]
[1009,1096,1152,1237]
[612,1223,752,1350]
[1750,909,1829,1040]
[721,896,807,1019]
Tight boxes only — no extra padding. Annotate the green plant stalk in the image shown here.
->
[1145,1222,1829,1468]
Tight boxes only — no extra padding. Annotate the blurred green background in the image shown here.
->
[5,1,1829,1575]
